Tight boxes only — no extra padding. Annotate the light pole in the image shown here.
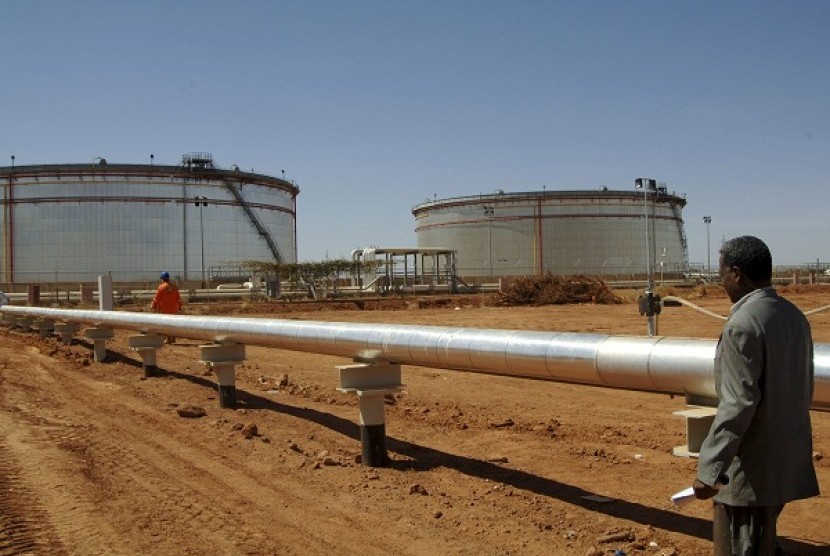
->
[195,196,207,288]
[484,205,494,276]
[634,178,659,336]
[634,178,657,289]
[703,216,712,276]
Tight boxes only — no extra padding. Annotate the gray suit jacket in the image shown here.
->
[697,287,819,506]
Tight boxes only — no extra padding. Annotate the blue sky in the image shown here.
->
[2,1,828,266]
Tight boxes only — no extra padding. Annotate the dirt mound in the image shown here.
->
[497,274,623,306]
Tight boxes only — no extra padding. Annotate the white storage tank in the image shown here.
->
[412,187,688,279]
[0,154,299,283]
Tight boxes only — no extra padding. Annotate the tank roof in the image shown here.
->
[412,188,686,214]
[0,162,299,194]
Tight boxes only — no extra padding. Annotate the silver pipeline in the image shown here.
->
[2,305,828,411]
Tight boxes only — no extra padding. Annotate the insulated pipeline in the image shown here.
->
[2,305,828,411]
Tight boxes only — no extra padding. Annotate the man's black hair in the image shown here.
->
[720,236,772,282]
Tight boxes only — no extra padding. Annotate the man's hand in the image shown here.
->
[693,478,718,500]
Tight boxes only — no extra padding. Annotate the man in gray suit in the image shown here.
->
[693,236,819,555]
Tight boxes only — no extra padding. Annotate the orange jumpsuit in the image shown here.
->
[152,281,182,314]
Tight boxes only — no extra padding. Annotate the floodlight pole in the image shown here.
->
[644,190,653,291]
[195,196,208,288]
[635,178,660,336]
[484,205,494,276]
[703,216,712,276]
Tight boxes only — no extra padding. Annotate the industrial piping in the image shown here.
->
[2,305,829,411]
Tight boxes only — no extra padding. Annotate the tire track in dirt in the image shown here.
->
[0,441,69,556]
[1,348,293,555]
[0,346,135,555]
[0,349,69,556]
[50,381,387,556]
[1,336,410,555]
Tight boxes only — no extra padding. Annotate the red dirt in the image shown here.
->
[1,287,829,555]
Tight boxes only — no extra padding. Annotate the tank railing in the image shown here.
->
[1,305,829,412]
[410,189,687,212]
[0,163,297,188]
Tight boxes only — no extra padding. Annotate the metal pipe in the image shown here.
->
[2,305,828,411]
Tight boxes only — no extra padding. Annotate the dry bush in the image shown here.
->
[497,274,623,306]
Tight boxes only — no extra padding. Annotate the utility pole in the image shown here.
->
[703,216,712,276]
[634,178,660,336]
[484,205,494,277]
[195,196,208,288]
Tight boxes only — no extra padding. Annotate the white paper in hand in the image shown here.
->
[671,486,696,507]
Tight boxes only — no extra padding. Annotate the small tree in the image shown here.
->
[240,259,382,298]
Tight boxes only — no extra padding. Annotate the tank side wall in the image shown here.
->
[4,170,297,283]
[416,192,686,279]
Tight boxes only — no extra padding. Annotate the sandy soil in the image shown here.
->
[1,286,829,556]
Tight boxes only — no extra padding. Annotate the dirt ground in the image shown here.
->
[1,286,829,556]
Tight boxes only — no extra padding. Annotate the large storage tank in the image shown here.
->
[0,154,299,284]
[412,187,688,279]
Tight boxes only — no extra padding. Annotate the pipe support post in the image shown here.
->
[199,343,246,409]
[129,334,165,377]
[83,327,115,362]
[34,319,54,339]
[53,323,80,345]
[337,362,403,467]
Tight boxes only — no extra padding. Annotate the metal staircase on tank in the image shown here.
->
[670,201,689,270]
[220,177,283,263]
[655,182,690,271]
[180,153,284,264]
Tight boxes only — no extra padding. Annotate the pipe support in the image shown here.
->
[199,343,245,409]
[83,327,114,362]
[337,362,402,467]
[129,334,164,377]
[34,319,54,338]
[53,323,80,345]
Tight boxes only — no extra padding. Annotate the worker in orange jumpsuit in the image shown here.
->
[151,271,182,344]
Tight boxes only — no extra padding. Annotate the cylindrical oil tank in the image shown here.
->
[412,188,688,278]
[0,158,299,283]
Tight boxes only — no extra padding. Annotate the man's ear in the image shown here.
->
[732,266,755,290]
